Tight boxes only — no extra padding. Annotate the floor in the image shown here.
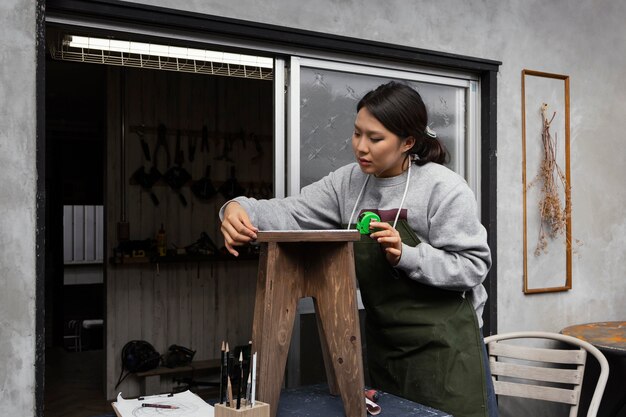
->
[44,347,112,417]
[44,347,219,417]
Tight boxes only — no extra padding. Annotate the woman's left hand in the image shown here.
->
[369,221,402,266]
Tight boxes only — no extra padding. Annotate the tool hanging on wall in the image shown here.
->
[215,132,234,162]
[136,124,151,161]
[250,132,264,162]
[188,131,197,162]
[153,123,171,172]
[186,79,197,162]
[163,129,191,206]
[131,163,161,206]
[212,79,235,162]
[185,231,220,255]
[129,73,160,206]
[219,166,246,200]
[201,81,216,155]
[191,165,217,201]
[118,68,130,241]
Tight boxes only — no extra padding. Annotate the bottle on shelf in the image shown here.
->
[156,223,167,257]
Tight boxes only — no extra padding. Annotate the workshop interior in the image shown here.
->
[44,27,284,415]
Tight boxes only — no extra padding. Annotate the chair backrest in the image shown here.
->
[484,331,609,417]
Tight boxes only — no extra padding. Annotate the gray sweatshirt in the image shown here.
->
[220,162,492,327]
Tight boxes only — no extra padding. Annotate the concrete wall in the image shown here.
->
[125,0,626,337]
[2,0,626,415]
[0,0,38,415]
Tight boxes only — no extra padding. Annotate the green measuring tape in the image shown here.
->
[356,211,381,234]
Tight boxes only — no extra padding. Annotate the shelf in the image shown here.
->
[109,252,259,265]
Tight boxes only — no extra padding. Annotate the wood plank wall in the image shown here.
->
[106,67,274,399]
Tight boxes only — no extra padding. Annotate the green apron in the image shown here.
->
[353,219,488,417]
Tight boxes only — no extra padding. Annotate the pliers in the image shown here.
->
[153,123,171,170]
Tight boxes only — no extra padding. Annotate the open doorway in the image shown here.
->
[44,57,109,415]
[44,28,275,415]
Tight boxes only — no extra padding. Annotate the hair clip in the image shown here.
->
[425,125,437,139]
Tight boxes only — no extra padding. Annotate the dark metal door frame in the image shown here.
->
[36,1,499,414]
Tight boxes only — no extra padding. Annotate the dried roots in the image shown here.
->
[528,103,571,256]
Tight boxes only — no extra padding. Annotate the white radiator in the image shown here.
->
[63,205,104,264]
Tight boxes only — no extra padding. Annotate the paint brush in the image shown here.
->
[227,376,234,408]
[237,351,243,409]
[246,371,252,407]
[246,340,252,388]
[246,340,252,403]
[251,352,257,407]
[219,341,226,404]
[226,343,231,406]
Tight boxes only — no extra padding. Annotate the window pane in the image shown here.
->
[299,67,466,187]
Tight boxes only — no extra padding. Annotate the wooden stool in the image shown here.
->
[251,230,366,417]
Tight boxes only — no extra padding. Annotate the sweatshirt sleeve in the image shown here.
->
[395,182,492,291]
[219,169,343,230]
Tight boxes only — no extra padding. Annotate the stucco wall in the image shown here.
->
[0,0,38,415]
[127,0,626,337]
[2,0,626,415]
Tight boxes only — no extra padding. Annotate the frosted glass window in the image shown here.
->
[299,67,466,188]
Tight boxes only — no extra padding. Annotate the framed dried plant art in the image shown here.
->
[521,69,571,294]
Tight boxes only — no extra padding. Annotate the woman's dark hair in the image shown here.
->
[356,81,448,165]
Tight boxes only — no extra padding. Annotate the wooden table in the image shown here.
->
[201,385,451,417]
[562,321,626,356]
[562,321,626,417]
[277,384,452,417]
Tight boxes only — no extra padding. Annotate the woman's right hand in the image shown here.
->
[220,202,258,256]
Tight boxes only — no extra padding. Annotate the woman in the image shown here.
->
[220,81,496,417]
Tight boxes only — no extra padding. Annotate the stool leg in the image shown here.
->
[309,243,366,417]
[314,304,339,395]
[251,244,270,365]
[253,242,302,417]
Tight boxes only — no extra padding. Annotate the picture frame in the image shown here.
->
[521,69,572,294]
